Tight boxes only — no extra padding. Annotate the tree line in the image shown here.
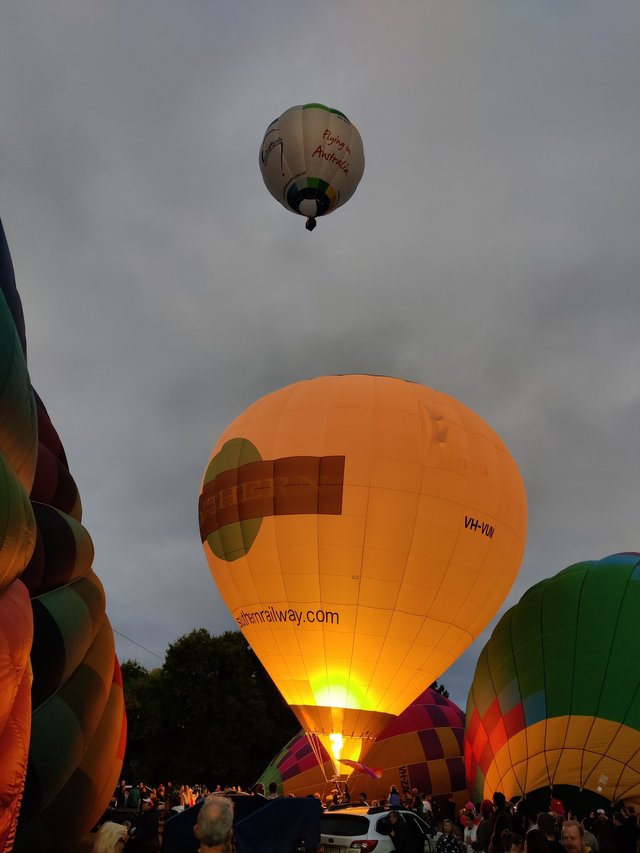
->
[120,629,299,787]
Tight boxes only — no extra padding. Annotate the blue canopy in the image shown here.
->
[161,795,321,853]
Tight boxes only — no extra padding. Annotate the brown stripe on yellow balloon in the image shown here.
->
[199,437,345,560]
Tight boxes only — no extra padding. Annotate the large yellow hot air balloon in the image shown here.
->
[259,104,364,231]
[199,375,527,776]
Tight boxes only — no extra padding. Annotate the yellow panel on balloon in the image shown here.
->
[511,759,529,795]
[609,723,640,764]
[492,747,515,786]
[558,715,592,748]
[586,717,625,757]
[615,764,640,801]
[200,375,526,772]
[427,759,453,793]
[522,720,547,761]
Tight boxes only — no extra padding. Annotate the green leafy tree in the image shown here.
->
[120,660,164,783]
[121,629,299,787]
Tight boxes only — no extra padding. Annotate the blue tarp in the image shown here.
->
[234,797,321,853]
[161,795,321,853]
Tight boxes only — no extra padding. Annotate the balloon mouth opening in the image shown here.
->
[317,731,364,777]
[287,184,333,220]
[291,705,395,779]
[298,198,319,218]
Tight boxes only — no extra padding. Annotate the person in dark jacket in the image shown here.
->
[388,810,412,853]
[612,810,638,853]
[125,798,159,853]
[537,812,565,853]
[493,793,513,831]
[473,801,495,853]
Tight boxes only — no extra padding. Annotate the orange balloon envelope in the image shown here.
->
[199,375,527,772]
[1,220,125,853]
[0,581,33,853]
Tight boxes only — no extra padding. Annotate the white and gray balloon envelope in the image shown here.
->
[259,103,365,230]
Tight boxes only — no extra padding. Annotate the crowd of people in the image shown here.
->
[426,791,640,853]
[96,787,234,853]
[325,785,640,853]
[95,779,237,852]
[94,778,640,853]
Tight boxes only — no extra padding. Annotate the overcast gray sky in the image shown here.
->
[2,0,640,712]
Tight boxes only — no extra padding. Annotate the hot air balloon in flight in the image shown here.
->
[259,103,364,231]
[199,375,527,781]
[260,686,469,810]
[465,552,640,813]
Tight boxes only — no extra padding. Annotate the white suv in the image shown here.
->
[320,805,439,853]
